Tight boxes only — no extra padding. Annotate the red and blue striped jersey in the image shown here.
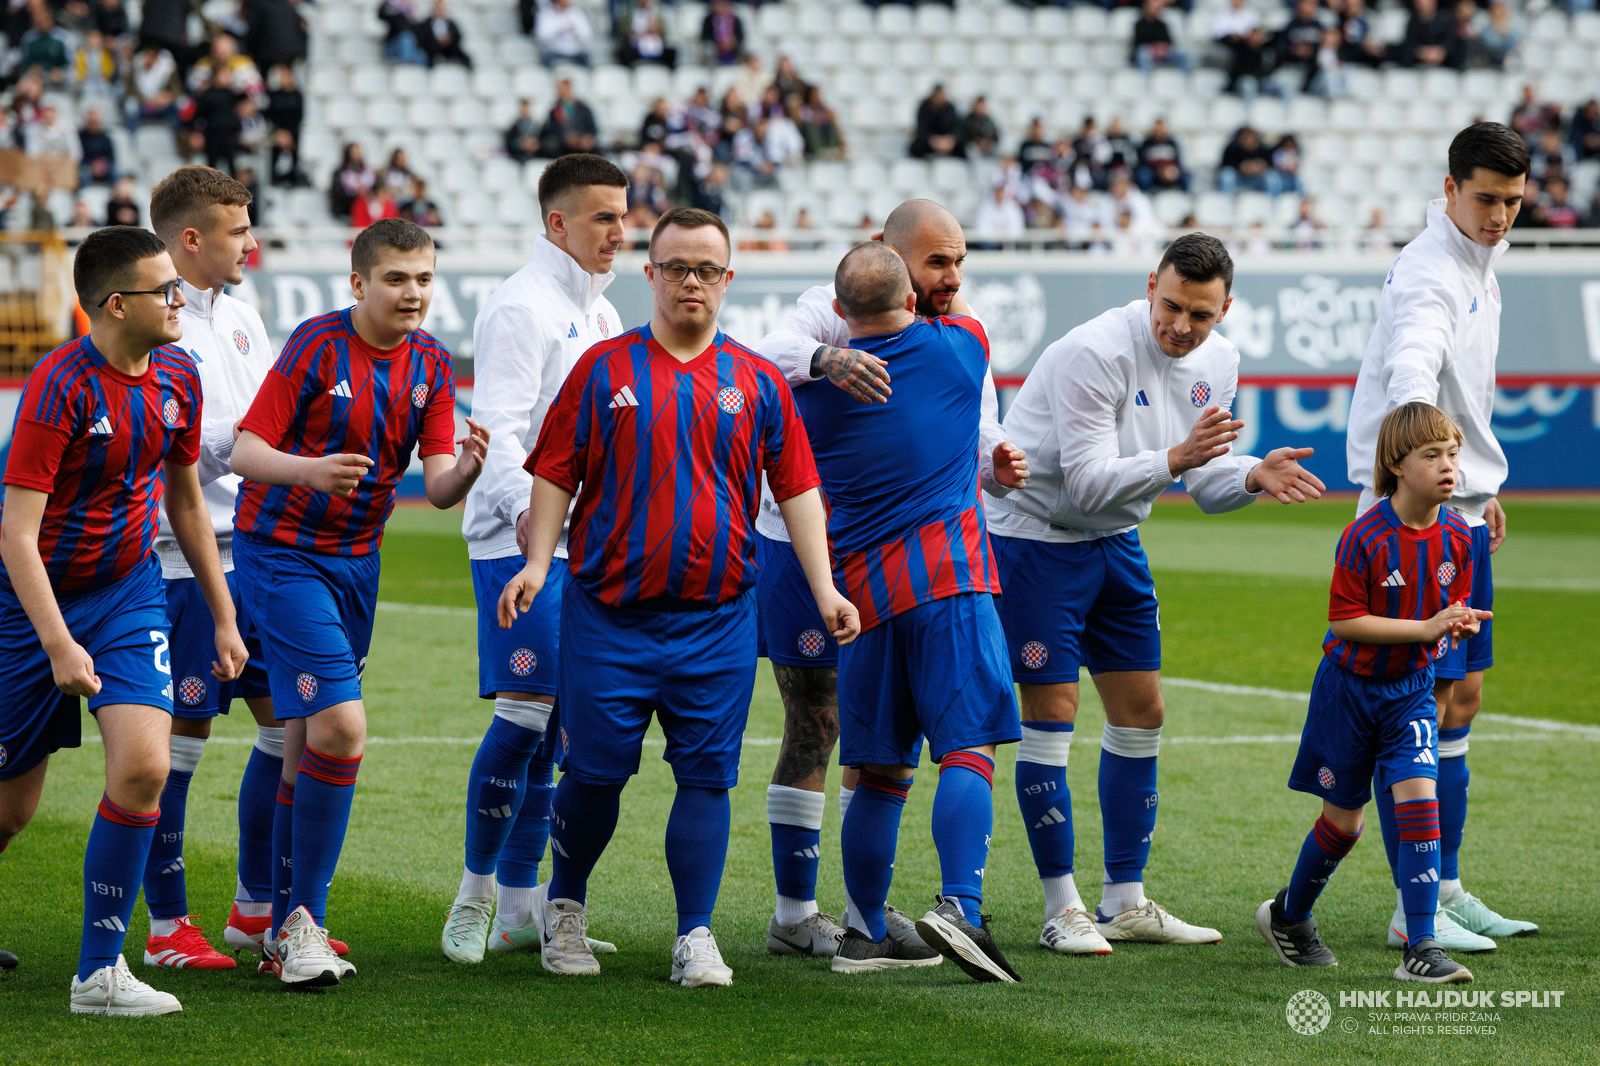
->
[529,324,819,606]
[1323,498,1475,678]
[792,316,1001,632]
[234,308,457,556]
[0,336,201,595]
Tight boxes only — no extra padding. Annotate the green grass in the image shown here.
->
[3,497,1597,1064]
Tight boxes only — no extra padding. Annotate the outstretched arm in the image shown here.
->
[497,476,574,628]
[162,460,247,681]
[776,487,859,645]
[421,417,489,509]
[231,430,374,495]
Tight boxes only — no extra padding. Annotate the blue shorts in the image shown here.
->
[165,569,271,718]
[474,555,568,699]
[1433,520,1493,680]
[837,592,1020,768]
[992,530,1161,682]
[556,582,755,789]
[0,555,172,780]
[1289,658,1439,810]
[234,533,379,720]
[755,533,838,668]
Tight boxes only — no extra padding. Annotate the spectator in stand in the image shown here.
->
[1272,133,1303,194]
[381,147,415,193]
[974,183,1025,247]
[400,177,443,226]
[505,98,541,161]
[27,103,80,190]
[1448,0,1491,71]
[728,113,776,190]
[1509,84,1561,144]
[105,174,140,225]
[1073,116,1112,188]
[1136,117,1187,192]
[1217,125,1282,195]
[773,56,807,101]
[537,0,593,68]
[77,107,115,187]
[763,102,805,167]
[19,6,73,88]
[238,96,268,156]
[639,96,671,147]
[1397,0,1453,69]
[732,55,767,115]
[11,71,45,128]
[701,0,744,66]
[1058,183,1109,246]
[1530,127,1574,184]
[1541,176,1582,229]
[1512,177,1546,227]
[329,141,376,220]
[617,0,676,68]
[1132,0,1190,74]
[1477,2,1523,71]
[137,0,189,66]
[70,198,96,227]
[909,84,962,159]
[95,0,129,39]
[194,65,245,173]
[189,32,265,98]
[126,47,182,127]
[418,0,473,68]
[1213,0,1270,99]
[351,182,402,227]
[963,96,999,159]
[538,77,598,156]
[380,0,429,65]
[246,0,310,72]
[693,161,729,216]
[1570,99,1600,160]
[1018,118,1053,175]
[1104,116,1138,178]
[1277,0,1327,91]
[797,85,844,160]
[628,163,672,217]
[76,29,119,99]
[265,64,304,143]
[270,127,310,186]
[1107,171,1158,234]
[1335,0,1385,68]
[1310,27,1349,99]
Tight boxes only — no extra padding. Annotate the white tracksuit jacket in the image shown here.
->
[753,282,1009,542]
[463,235,622,561]
[153,278,275,578]
[1347,199,1508,525]
[984,299,1262,542]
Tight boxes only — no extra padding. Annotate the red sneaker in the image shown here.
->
[225,903,271,952]
[144,916,238,970]
[328,936,349,957]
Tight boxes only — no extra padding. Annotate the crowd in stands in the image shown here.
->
[1509,86,1600,229]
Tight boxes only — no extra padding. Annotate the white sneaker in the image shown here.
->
[539,892,600,976]
[488,910,618,955]
[69,955,182,1016]
[1040,908,1114,955]
[671,926,733,987]
[883,904,930,951]
[1094,898,1222,944]
[1386,901,1497,953]
[277,906,343,987]
[767,912,844,957]
[441,897,493,964]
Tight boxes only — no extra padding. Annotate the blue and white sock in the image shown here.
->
[839,770,909,942]
[497,749,556,926]
[932,751,995,921]
[1437,726,1470,895]
[459,702,548,903]
[1097,724,1161,919]
[143,735,205,934]
[1016,722,1077,917]
[271,777,293,940]
[79,794,158,980]
[768,784,826,925]
[1373,780,1401,892]
[546,777,623,907]
[837,784,861,931]
[1395,798,1442,943]
[666,785,731,935]
[235,727,283,917]
[289,747,362,925]
[1283,816,1361,921]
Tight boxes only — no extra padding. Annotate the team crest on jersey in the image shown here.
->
[559,727,570,757]
[1489,279,1500,304]
[798,629,826,658]
[179,677,207,706]
[411,383,429,408]
[1318,766,1336,790]
[296,673,318,702]
[597,312,609,337]
[0,743,7,768]
[1021,641,1048,669]
[233,329,250,355]
[162,398,181,426]
[510,648,536,675]
[1435,635,1450,659]
[1437,561,1457,586]
[716,387,745,415]
[1190,381,1211,407]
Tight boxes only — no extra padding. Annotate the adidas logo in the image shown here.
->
[1413,749,1436,765]
[161,858,185,875]
[550,838,570,858]
[567,323,579,338]
[1133,390,1151,407]
[1382,570,1406,587]
[327,379,353,399]
[792,846,821,859]
[93,915,127,932]
[1469,298,1478,313]
[478,805,513,819]
[1411,868,1439,883]
[1032,806,1067,829]
[89,416,113,436]
[608,385,639,409]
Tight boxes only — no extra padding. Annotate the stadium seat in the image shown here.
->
[423,130,464,164]
[481,157,521,195]
[889,158,929,195]
[350,64,390,100]
[366,98,408,132]
[430,66,472,99]
[440,158,481,195]
[498,36,538,67]
[876,3,914,37]
[796,5,833,36]
[1194,192,1234,228]
[521,159,548,194]
[1247,97,1288,135]
[392,65,430,99]
[933,39,971,69]
[309,66,349,97]
[335,36,379,65]
[472,66,511,100]
[1151,191,1192,227]
[406,97,450,129]
[1234,191,1271,227]
[848,158,888,193]
[952,6,988,38]
[1210,96,1247,133]
[315,3,360,37]
[836,5,873,36]
[825,190,865,227]
[511,67,553,100]
[915,4,952,37]
[1032,7,1069,38]
[635,66,672,100]
[1070,6,1108,40]
[892,39,932,68]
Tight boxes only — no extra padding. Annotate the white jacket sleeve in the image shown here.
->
[473,304,548,526]
[196,417,237,487]
[1058,346,1177,515]
[1180,369,1262,514]
[978,365,1012,497]
[755,285,850,384]
[1380,274,1454,409]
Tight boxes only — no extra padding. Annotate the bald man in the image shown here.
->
[754,200,1026,960]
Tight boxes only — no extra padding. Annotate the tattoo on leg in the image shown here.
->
[771,663,840,788]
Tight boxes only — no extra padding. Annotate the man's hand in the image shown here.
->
[815,589,861,646]
[498,563,547,628]
[211,622,249,682]
[1167,405,1242,477]
[1247,447,1327,503]
[993,442,1029,489]
[1484,496,1506,554]
[815,345,892,405]
[49,639,100,697]
[310,453,374,497]
[515,508,531,557]
[455,417,489,481]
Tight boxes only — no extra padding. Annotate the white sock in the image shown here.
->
[837,785,857,927]
[1042,874,1084,918]
[456,868,495,903]
[254,726,285,759]
[494,698,551,733]
[498,883,534,926]
[169,734,205,775]
[1440,878,1463,902]
[150,917,180,936]
[775,895,817,925]
[235,876,271,915]
[1100,880,1145,917]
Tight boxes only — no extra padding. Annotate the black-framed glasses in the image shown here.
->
[97,279,182,308]
[651,262,729,284]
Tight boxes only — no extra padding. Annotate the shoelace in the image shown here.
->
[446,900,493,941]
[285,919,336,960]
[101,957,146,1005]
[683,934,720,965]
[1063,909,1096,935]
[168,918,213,950]
[549,908,589,953]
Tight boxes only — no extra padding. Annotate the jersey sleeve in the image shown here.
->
[417,357,457,458]
[1057,343,1177,515]
[528,351,599,493]
[754,284,850,385]
[166,375,203,465]
[239,336,319,448]
[1181,358,1263,514]
[761,368,821,502]
[1328,527,1372,620]
[2,415,72,492]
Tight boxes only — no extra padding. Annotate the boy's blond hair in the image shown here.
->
[1374,401,1464,498]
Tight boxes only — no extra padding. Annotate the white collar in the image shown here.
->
[1426,198,1507,283]
[179,277,220,320]
[530,234,615,313]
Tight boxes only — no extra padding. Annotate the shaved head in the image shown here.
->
[882,198,961,256]
[879,198,967,318]
[835,241,912,320]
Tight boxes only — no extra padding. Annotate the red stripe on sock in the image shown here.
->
[857,769,912,798]
[938,750,995,787]
[276,778,296,806]
[299,746,362,787]
[97,793,159,828]
[1394,799,1441,842]
[1312,816,1360,858]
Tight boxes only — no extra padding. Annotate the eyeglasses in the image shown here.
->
[651,262,729,284]
[97,279,182,308]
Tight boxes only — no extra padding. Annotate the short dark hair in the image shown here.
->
[1448,121,1530,185]
[74,226,167,314]
[648,207,730,259]
[351,217,434,277]
[535,153,629,218]
[834,242,911,319]
[149,165,252,246]
[1156,232,1234,295]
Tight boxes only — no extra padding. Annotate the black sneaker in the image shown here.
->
[0,949,16,972]
[1256,889,1338,967]
[830,928,944,973]
[1396,937,1474,984]
[914,895,1021,984]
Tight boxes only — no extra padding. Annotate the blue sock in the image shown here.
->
[933,751,995,920]
[547,777,623,906]
[289,747,362,924]
[464,715,542,876]
[768,784,826,905]
[79,795,157,981]
[665,785,731,935]
[839,770,910,942]
[498,751,555,888]
[1437,726,1470,882]
[1374,782,1401,888]
[1395,798,1442,942]
[1099,731,1160,883]
[1016,722,1075,878]
[271,778,293,939]
[141,768,192,920]
[237,744,283,904]
[1283,816,1361,921]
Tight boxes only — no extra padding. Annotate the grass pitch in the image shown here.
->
[2,496,1596,1065]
